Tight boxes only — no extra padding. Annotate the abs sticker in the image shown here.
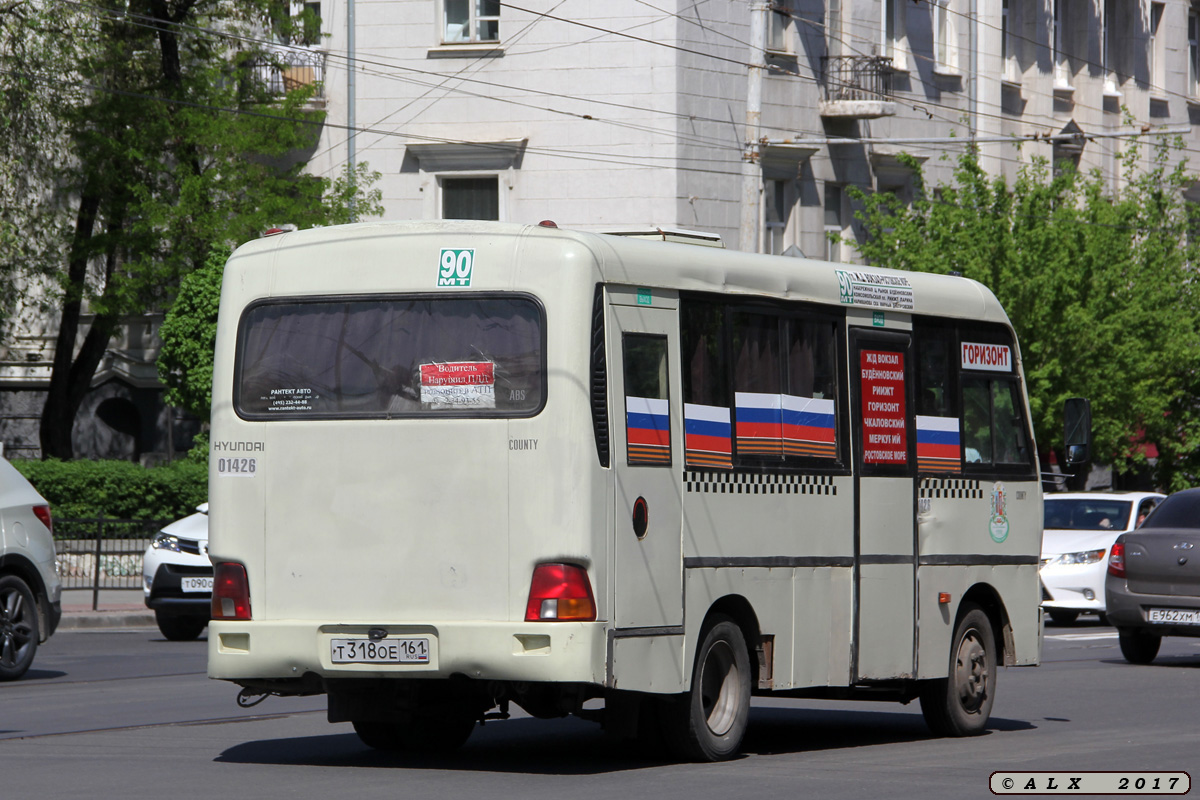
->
[437,248,474,287]
[217,457,257,478]
[989,481,1009,542]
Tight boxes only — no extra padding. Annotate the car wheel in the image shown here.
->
[1117,627,1161,665]
[1048,610,1079,626]
[0,575,40,681]
[664,615,751,761]
[155,610,208,641]
[353,709,476,753]
[920,603,996,737]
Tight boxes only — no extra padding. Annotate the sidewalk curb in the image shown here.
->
[58,612,157,630]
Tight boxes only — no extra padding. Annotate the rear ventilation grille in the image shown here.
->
[590,284,610,468]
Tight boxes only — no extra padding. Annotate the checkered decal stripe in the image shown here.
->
[685,472,838,495]
[919,478,984,499]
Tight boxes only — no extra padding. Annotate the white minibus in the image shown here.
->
[207,220,1042,761]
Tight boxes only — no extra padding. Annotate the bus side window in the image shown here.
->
[623,334,671,467]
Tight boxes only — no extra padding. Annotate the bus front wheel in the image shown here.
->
[665,615,751,761]
[919,603,996,737]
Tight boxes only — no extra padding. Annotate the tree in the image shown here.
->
[156,243,226,459]
[2,1,382,459]
[848,140,1200,490]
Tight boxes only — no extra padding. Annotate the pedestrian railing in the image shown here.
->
[54,518,168,610]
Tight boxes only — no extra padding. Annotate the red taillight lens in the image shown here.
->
[1107,542,1125,578]
[32,505,52,535]
[525,563,596,622]
[212,562,252,620]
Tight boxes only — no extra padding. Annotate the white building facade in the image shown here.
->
[3,0,1199,458]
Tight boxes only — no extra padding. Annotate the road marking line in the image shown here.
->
[1046,632,1118,641]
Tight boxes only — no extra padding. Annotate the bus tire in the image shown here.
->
[352,709,476,753]
[665,615,751,761]
[919,603,996,737]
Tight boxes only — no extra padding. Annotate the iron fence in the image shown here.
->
[820,55,894,103]
[54,518,168,610]
[247,49,326,98]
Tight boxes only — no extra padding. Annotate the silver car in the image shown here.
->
[0,456,62,680]
[1106,488,1200,664]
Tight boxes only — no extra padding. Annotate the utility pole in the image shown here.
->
[738,1,768,253]
[347,0,358,221]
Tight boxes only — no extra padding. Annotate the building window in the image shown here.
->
[824,184,842,263]
[1190,7,1200,97]
[1001,0,1018,81]
[1101,0,1118,94]
[1150,3,1166,96]
[443,0,499,44]
[882,0,908,69]
[767,2,791,54]
[441,176,499,220]
[1052,0,1071,88]
[932,0,958,73]
[764,179,799,256]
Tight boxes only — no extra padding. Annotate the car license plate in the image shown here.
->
[1147,607,1200,625]
[330,638,430,664]
[180,577,213,593]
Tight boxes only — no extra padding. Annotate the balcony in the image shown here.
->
[819,56,897,119]
[248,49,327,107]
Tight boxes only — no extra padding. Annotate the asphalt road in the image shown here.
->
[2,619,1198,800]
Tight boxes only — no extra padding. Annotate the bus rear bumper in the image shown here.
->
[207,619,608,687]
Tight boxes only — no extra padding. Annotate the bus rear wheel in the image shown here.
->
[665,615,751,761]
[920,603,996,737]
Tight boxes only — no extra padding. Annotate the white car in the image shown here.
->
[0,456,62,679]
[1040,491,1165,625]
[143,503,211,640]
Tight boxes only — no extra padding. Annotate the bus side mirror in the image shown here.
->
[1063,397,1091,467]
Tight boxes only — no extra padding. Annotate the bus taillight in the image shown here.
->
[525,563,596,621]
[212,562,252,620]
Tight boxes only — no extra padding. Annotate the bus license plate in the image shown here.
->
[181,577,213,593]
[330,638,430,664]
[1147,608,1200,625]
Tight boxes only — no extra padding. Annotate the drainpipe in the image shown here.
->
[738,1,768,253]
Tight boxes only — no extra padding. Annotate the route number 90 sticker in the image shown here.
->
[217,457,257,478]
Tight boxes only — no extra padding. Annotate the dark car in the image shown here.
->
[1105,488,1200,664]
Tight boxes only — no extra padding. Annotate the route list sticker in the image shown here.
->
[861,350,907,465]
[420,361,495,409]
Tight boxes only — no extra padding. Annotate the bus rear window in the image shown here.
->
[235,295,545,419]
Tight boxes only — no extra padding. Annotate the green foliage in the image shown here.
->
[4,1,384,458]
[849,139,1200,490]
[11,459,206,520]
[158,245,227,423]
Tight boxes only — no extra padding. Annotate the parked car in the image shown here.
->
[143,503,211,640]
[1040,491,1165,625]
[0,455,61,679]
[1106,488,1200,664]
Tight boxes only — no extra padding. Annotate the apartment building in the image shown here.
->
[2,0,1196,458]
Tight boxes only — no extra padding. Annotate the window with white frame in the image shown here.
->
[1101,0,1118,94]
[1001,0,1018,81]
[767,3,791,54]
[932,0,958,73]
[443,0,500,44]
[1150,3,1165,96]
[1190,6,1200,97]
[882,0,908,69]
[824,184,843,263]
[1052,0,1071,88]
[441,176,500,220]
[764,180,796,256]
